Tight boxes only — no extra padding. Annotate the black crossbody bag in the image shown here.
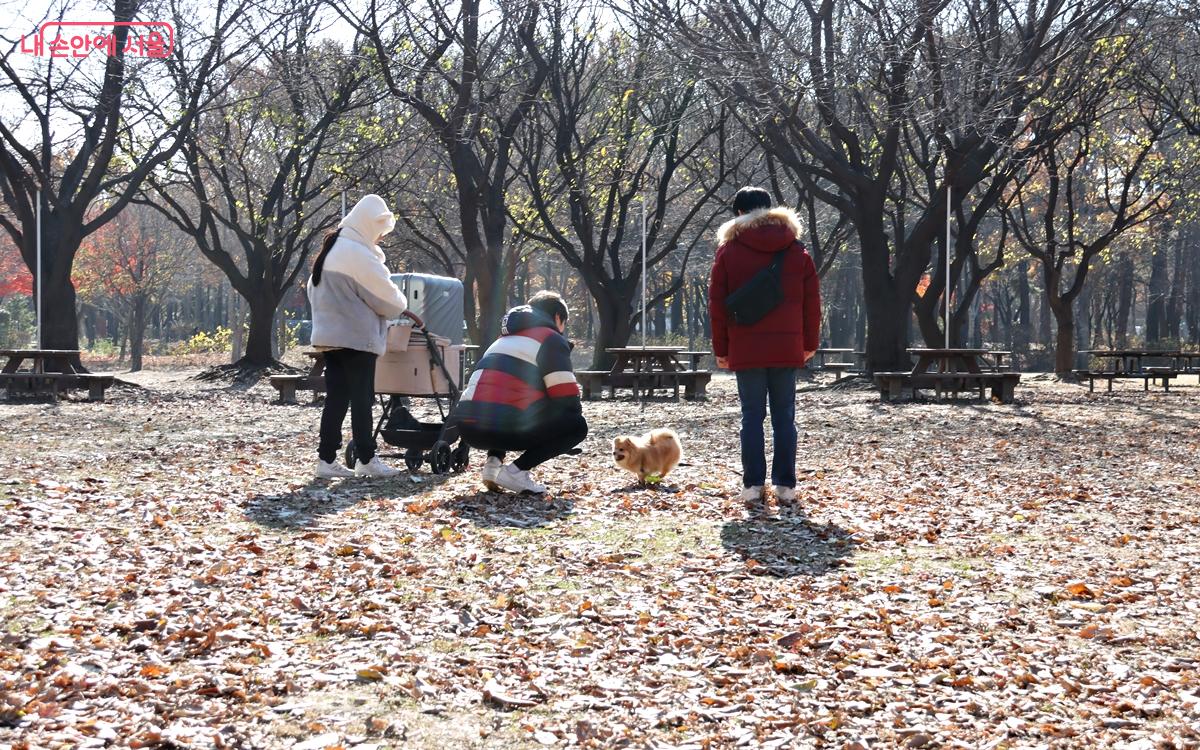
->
[724,241,793,325]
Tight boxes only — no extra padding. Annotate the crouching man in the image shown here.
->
[452,291,587,494]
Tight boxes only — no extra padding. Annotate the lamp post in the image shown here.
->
[944,161,952,349]
[640,195,647,349]
[36,189,42,349]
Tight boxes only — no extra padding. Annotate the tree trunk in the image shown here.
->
[972,295,983,348]
[669,290,682,337]
[244,296,280,367]
[130,296,146,372]
[472,252,508,347]
[82,305,96,349]
[860,256,914,373]
[912,285,946,348]
[592,291,634,369]
[1015,260,1031,360]
[1166,232,1184,342]
[1187,226,1200,346]
[1075,276,1092,355]
[1115,252,1134,348]
[1146,244,1168,343]
[40,273,83,370]
[1052,303,1076,377]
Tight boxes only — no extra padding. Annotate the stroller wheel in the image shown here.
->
[404,448,423,473]
[451,442,469,472]
[344,440,358,470]
[430,440,452,474]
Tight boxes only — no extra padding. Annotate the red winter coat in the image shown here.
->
[708,207,821,371]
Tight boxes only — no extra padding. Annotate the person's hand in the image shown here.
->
[803,350,816,365]
[716,356,730,370]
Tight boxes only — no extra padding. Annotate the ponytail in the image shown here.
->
[311,228,340,286]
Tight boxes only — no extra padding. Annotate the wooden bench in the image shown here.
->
[680,370,711,400]
[579,370,665,400]
[1,372,66,399]
[1145,367,1180,391]
[577,371,609,400]
[1073,369,1178,393]
[71,374,115,402]
[875,371,1020,403]
[1,372,116,402]
[270,374,324,404]
[578,369,710,401]
[822,362,858,380]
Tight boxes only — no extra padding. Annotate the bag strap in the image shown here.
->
[767,240,794,270]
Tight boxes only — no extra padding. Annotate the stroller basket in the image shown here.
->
[380,411,449,450]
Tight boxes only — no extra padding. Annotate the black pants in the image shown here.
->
[318,348,377,464]
[460,413,588,471]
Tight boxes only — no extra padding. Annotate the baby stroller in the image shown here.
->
[344,310,470,474]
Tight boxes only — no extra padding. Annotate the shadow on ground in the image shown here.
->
[242,474,450,529]
[443,490,575,528]
[721,502,856,577]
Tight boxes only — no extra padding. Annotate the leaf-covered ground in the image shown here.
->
[2,370,1199,749]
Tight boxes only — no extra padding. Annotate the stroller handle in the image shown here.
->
[401,309,426,329]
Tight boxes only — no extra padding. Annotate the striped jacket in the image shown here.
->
[453,306,581,434]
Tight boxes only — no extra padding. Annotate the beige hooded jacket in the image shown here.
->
[307,194,407,355]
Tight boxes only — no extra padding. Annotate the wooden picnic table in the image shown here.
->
[874,348,1020,403]
[1,349,81,374]
[0,349,114,401]
[577,346,711,401]
[812,348,854,369]
[680,350,710,371]
[607,346,686,373]
[1075,349,1184,393]
[1081,349,1179,373]
[1172,352,1200,372]
[462,344,480,373]
[908,347,1012,374]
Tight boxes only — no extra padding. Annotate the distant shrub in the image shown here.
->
[171,326,234,355]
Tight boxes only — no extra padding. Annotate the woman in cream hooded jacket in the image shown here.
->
[308,194,407,478]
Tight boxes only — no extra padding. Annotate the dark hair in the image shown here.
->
[311,228,341,286]
[732,186,773,214]
[528,290,568,323]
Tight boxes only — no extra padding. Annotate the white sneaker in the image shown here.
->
[354,456,401,478]
[774,486,797,503]
[493,464,546,494]
[739,485,764,502]
[316,459,355,479]
[481,456,503,491]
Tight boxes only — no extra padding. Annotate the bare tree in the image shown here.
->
[337,0,550,346]
[0,0,256,365]
[514,6,738,367]
[139,4,390,370]
[650,0,1143,371]
[1007,100,1180,375]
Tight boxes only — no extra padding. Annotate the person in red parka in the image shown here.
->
[709,187,821,504]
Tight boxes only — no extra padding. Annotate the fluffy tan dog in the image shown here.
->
[613,429,682,484]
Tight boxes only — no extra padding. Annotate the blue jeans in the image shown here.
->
[734,368,798,488]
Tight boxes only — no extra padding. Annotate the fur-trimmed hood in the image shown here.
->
[716,207,804,249]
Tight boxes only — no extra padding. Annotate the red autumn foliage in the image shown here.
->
[0,236,33,297]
